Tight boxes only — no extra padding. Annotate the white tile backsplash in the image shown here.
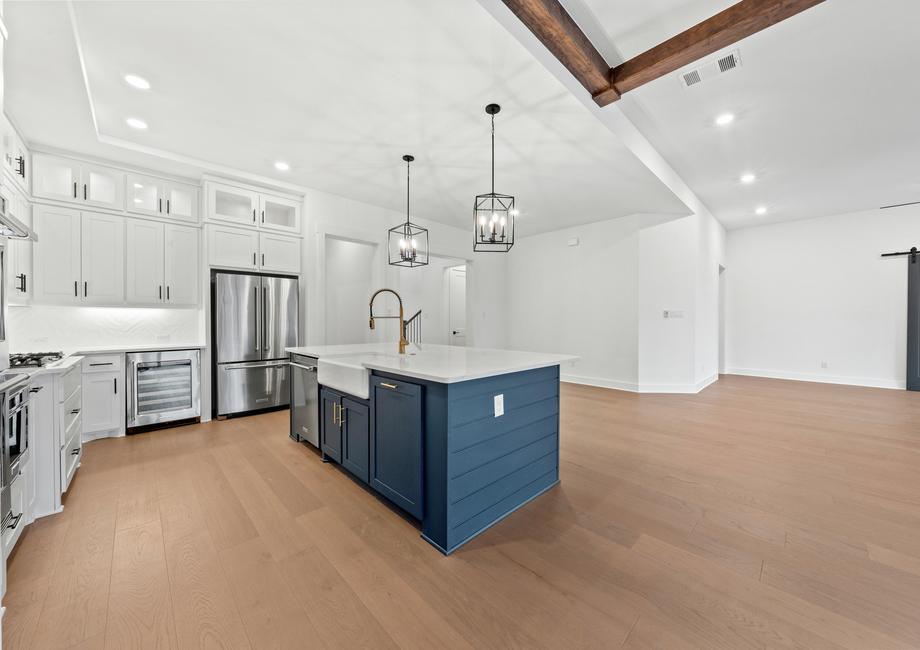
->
[9,305,204,352]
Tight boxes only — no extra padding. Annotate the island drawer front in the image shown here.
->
[370,378,423,519]
[320,388,343,463]
[63,387,83,434]
[341,397,370,484]
[82,354,124,374]
[58,364,82,403]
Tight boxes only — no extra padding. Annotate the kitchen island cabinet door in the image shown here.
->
[320,389,342,463]
[370,378,423,519]
[341,397,369,484]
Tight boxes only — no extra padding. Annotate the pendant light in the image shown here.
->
[388,154,429,267]
[473,103,515,252]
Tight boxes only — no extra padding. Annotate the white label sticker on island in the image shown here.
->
[494,394,504,417]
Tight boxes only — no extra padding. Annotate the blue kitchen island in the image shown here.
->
[287,344,575,554]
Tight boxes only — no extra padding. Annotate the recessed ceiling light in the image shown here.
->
[755,206,768,216]
[274,161,290,172]
[126,117,148,130]
[715,112,735,126]
[124,74,150,90]
[740,172,756,184]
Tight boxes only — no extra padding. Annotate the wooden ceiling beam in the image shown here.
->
[500,0,620,105]
[611,0,826,95]
[501,0,825,107]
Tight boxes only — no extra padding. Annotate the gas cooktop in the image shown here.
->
[9,352,65,368]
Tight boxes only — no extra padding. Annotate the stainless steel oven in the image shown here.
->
[0,372,29,527]
[126,349,200,429]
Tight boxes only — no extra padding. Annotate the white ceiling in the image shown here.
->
[3,0,690,235]
[579,0,920,228]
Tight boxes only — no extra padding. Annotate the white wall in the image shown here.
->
[303,187,508,350]
[506,211,726,393]
[8,305,203,353]
[324,237,378,345]
[506,215,644,390]
[396,255,465,346]
[726,205,915,389]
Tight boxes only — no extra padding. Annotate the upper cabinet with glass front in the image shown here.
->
[205,180,301,234]
[126,173,199,223]
[33,153,125,211]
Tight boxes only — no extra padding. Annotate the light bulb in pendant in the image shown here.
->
[410,238,418,249]
[491,213,498,223]
[478,215,487,226]
[399,238,407,250]
[500,217,507,227]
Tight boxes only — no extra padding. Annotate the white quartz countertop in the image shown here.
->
[286,343,577,384]
[18,355,84,376]
[70,343,206,355]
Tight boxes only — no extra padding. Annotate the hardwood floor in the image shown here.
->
[5,375,920,649]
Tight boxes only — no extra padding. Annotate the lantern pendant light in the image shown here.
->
[473,103,515,253]
[388,154,429,267]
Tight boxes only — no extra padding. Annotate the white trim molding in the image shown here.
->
[726,367,905,390]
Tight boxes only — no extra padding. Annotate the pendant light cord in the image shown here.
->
[406,157,411,233]
[491,113,495,194]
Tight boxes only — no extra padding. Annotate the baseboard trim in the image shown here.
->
[561,374,639,393]
[562,374,719,394]
[726,367,905,390]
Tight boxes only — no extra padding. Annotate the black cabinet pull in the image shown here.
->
[15,274,25,293]
[114,378,117,394]
[15,156,25,178]
[83,184,87,200]
[167,286,170,300]
[253,252,256,266]
[261,210,265,223]
[70,408,80,414]
[74,280,78,297]
[84,281,88,297]
[71,448,80,456]
[29,386,43,394]
[252,208,256,222]
[6,513,22,530]
[73,182,77,198]
[89,362,113,366]
[159,198,162,212]
[159,285,162,300]
[167,199,170,214]
[262,253,265,266]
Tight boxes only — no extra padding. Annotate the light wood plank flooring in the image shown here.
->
[5,375,920,649]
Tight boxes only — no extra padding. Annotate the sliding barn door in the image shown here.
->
[909,257,920,391]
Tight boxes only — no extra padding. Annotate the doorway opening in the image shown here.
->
[395,255,468,346]
[718,264,726,375]
[324,237,378,344]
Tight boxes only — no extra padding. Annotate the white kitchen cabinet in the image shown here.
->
[260,232,301,274]
[125,219,165,303]
[33,153,124,210]
[1,116,28,195]
[34,207,125,305]
[259,193,301,234]
[2,472,24,559]
[207,224,299,274]
[33,205,82,304]
[206,180,301,234]
[208,182,259,227]
[81,212,125,304]
[208,224,259,270]
[1,185,31,303]
[126,220,198,306]
[32,154,80,203]
[164,224,199,305]
[127,173,199,222]
[82,370,123,437]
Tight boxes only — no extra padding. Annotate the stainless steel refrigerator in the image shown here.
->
[213,272,299,416]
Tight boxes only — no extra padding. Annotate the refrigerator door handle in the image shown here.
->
[254,285,260,352]
[263,285,269,352]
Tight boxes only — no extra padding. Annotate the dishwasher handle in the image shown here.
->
[290,362,317,372]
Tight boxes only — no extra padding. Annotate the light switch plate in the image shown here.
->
[494,394,504,417]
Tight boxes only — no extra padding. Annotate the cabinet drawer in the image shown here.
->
[82,354,124,373]
[3,473,25,558]
[63,386,82,434]
[61,435,81,494]
[59,364,81,403]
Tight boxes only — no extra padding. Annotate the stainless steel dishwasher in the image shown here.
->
[289,354,319,447]
[126,349,201,430]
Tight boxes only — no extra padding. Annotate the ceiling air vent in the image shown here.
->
[679,49,743,89]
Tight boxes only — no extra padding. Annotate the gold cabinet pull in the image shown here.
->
[332,402,340,425]
[380,383,398,389]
